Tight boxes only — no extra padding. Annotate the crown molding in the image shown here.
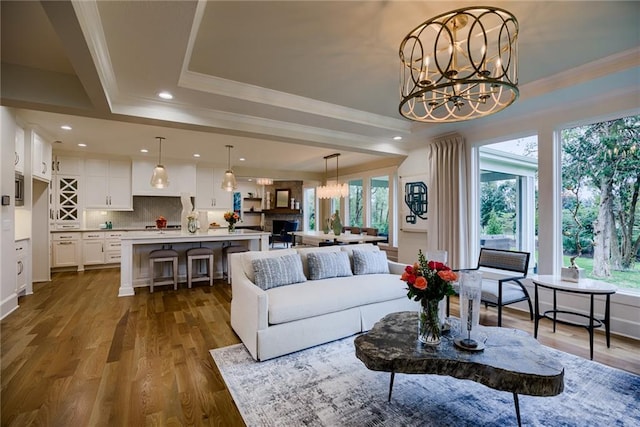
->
[71,0,118,109]
[520,47,640,102]
[109,94,409,157]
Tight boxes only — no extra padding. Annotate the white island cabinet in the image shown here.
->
[118,229,269,297]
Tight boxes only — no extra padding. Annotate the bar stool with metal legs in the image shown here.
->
[148,248,179,292]
[186,247,214,288]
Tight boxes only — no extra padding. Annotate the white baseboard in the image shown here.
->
[1,293,19,320]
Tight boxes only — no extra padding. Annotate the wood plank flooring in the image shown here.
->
[2,269,639,426]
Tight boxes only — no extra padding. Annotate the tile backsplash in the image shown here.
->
[85,196,224,229]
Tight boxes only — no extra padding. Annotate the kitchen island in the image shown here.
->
[118,229,270,296]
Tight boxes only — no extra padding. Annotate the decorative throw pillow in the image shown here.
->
[252,253,306,290]
[352,249,389,275]
[241,248,297,282]
[307,251,353,280]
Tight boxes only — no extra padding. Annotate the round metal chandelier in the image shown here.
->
[399,6,519,123]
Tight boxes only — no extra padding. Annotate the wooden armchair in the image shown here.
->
[449,248,532,327]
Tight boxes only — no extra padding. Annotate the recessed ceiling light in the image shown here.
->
[77,143,87,147]
[140,148,149,153]
[393,136,403,141]
[239,157,246,161]
[61,125,72,130]
[193,153,201,158]
[158,91,173,100]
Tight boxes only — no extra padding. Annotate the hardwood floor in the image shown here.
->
[2,269,639,426]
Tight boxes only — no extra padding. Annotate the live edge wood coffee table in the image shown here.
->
[354,312,564,427]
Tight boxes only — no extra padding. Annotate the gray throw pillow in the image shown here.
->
[353,249,389,275]
[307,251,353,280]
[252,253,306,290]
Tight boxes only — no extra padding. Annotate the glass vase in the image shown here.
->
[227,223,236,233]
[418,299,441,345]
[187,218,197,234]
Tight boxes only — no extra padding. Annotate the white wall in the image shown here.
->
[397,146,430,264]
[396,89,640,340]
[1,107,18,318]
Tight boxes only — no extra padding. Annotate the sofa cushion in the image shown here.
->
[341,243,380,270]
[340,243,379,257]
[241,249,297,282]
[252,253,306,290]
[266,273,406,324]
[307,251,353,280]
[296,245,343,278]
[353,249,389,275]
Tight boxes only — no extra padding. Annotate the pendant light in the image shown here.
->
[150,136,169,188]
[221,144,237,191]
[317,153,348,199]
[399,6,519,122]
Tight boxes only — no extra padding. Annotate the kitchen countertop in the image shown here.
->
[51,226,258,233]
[50,227,184,232]
[121,229,269,240]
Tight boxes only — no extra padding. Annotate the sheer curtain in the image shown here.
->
[426,134,469,269]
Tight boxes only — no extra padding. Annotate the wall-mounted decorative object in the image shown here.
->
[275,189,290,208]
[401,174,429,232]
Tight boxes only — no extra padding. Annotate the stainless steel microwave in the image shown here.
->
[15,172,24,206]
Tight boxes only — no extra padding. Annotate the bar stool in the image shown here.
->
[222,245,248,284]
[187,247,214,288]
[148,249,179,292]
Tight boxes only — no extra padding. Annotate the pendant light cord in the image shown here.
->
[156,136,165,165]
[225,145,233,170]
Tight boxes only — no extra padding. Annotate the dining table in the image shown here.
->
[290,230,386,246]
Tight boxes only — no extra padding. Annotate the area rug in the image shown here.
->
[211,337,640,426]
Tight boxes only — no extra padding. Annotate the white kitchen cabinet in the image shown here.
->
[105,230,125,264]
[15,126,25,173]
[84,158,132,210]
[132,159,196,197]
[32,132,52,182]
[52,155,83,175]
[15,240,29,294]
[195,166,232,210]
[52,232,80,268]
[50,175,81,229]
[82,232,105,265]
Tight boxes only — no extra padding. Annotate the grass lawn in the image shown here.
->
[562,255,640,291]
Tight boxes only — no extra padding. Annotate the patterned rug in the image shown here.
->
[211,337,640,426]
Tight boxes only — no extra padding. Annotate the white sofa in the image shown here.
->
[230,244,419,361]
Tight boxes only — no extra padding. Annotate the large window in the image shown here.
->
[339,168,394,245]
[370,176,389,237]
[348,179,363,227]
[561,115,639,292]
[479,138,538,268]
[303,187,316,231]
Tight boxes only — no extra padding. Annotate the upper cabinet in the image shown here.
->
[132,159,196,197]
[31,132,52,182]
[84,158,132,210]
[195,165,232,210]
[52,155,83,176]
[15,126,25,173]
